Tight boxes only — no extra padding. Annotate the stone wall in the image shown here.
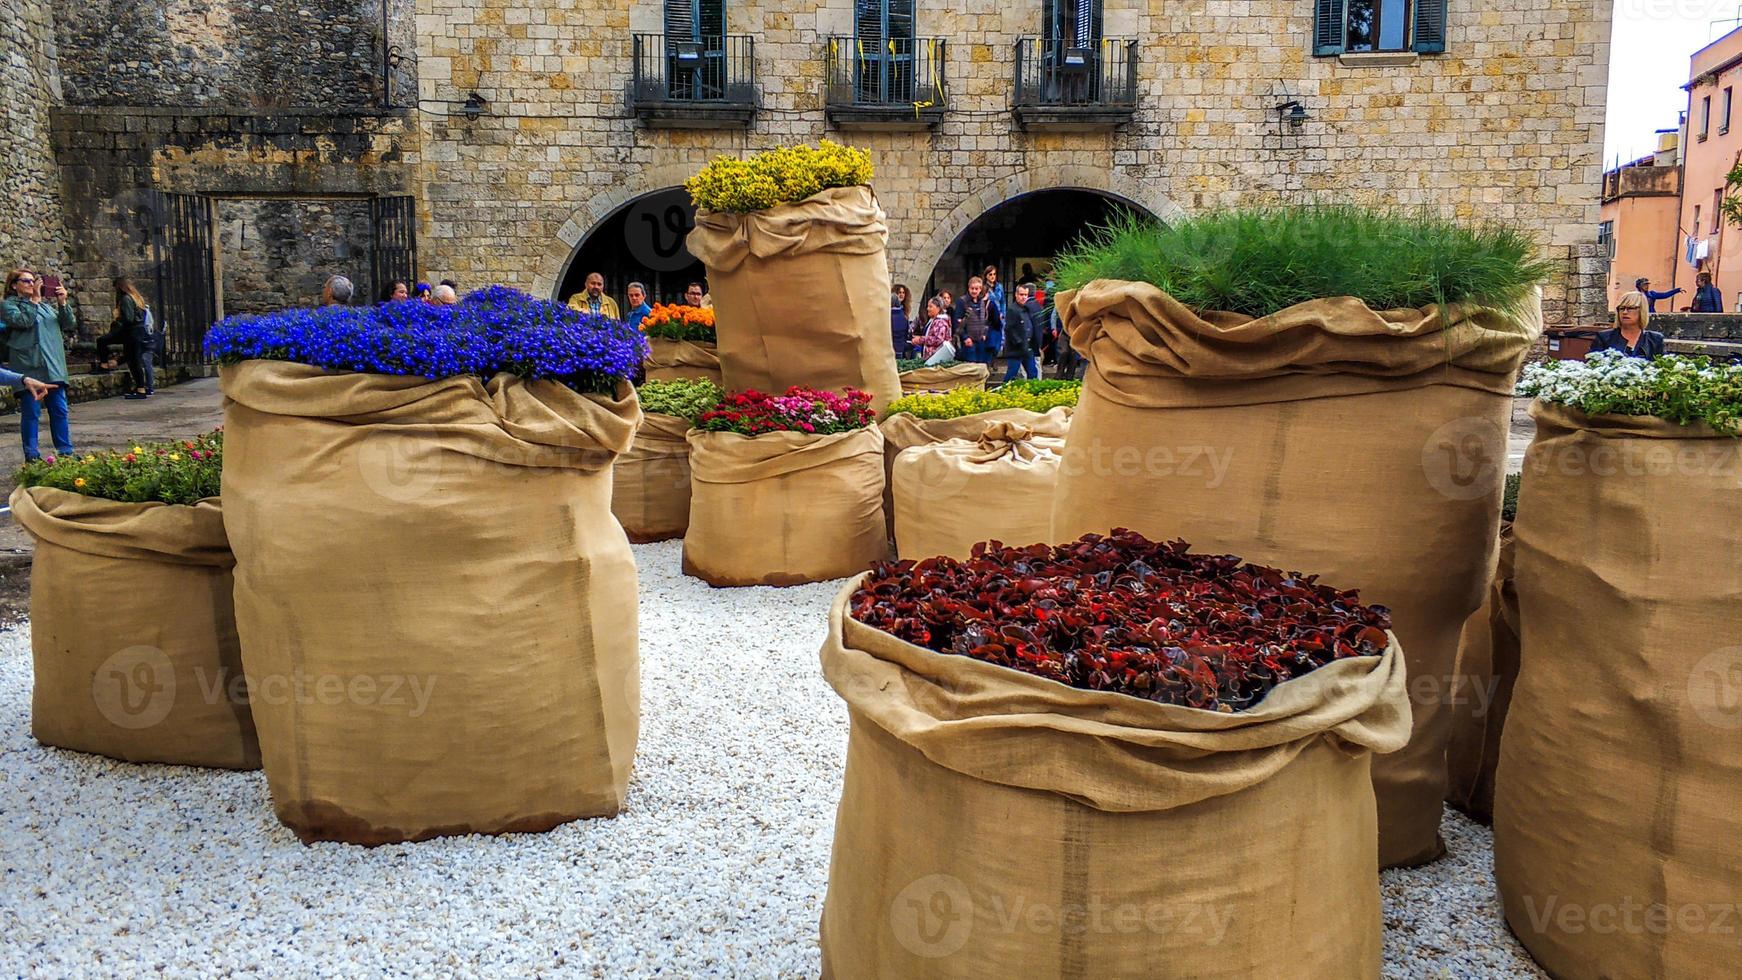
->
[411,0,1613,325]
[0,0,69,273]
[217,198,378,313]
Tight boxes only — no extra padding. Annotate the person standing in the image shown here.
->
[111,276,155,399]
[2,269,77,461]
[1633,277,1681,314]
[321,275,354,306]
[624,282,653,330]
[953,277,1002,365]
[909,296,954,359]
[1052,303,1082,381]
[683,281,712,309]
[430,284,458,306]
[1001,283,1043,382]
[568,272,621,318]
[982,265,1005,313]
[380,280,411,302]
[1691,272,1723,313]
[890,284,913,358]
[1587,292,1665,360]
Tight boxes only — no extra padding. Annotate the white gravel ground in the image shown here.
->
[0,540,1544,977]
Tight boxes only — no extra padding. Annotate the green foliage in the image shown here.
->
[1051,205,1553,319]
[15,431,223,506]
[1519,352,1742,435]
[994,378,1080,396]
[637,378,724,423]
[1502,472,1520,522]
[885,382,1081,420]
[896,356,956,373]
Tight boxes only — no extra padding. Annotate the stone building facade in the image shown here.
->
[1,0,70,273]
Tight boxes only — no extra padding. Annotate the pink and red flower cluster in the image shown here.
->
[695,386,876,437]
[850,529,1393,713]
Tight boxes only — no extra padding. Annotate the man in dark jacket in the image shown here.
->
[953,276,1002,365]
[1001,283,1043,382]
[1691,272,1724,313]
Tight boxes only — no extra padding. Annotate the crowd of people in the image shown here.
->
[890,264,1082,381]
[564,273,711,330]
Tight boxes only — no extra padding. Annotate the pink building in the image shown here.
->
[1677,26,1742,310]
[1601,135,1681,309]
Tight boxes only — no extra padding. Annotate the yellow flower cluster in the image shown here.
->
[685,140,874,214]
[884,383,1081,421]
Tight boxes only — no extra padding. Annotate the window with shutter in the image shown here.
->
[854,0,916,104]
[1315,0,1447,56]
[1042,0,1102,44]
[1314,0,1347,56]
[1412,0,1447,53]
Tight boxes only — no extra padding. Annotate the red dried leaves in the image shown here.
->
[850,529,1392,713]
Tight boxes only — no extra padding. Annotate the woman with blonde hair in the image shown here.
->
[1588,291,1665,360]
[111,276,156,398]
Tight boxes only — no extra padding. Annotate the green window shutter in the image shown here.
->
[1314,0,1346,56]
[1413,0,1447,54]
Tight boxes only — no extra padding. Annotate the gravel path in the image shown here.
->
[0,539,1543,977]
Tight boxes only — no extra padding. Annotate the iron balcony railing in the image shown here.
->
[631,33,756,104]
[1012,36,1138,108]
[824,36,947,110]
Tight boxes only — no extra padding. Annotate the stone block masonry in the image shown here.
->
[0,0,70,273]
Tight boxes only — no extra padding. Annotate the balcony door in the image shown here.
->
[854,0,915,104]
[665,0,726,100]
[1040,0,1103,103]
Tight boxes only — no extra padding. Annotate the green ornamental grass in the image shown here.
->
[1051,205,1554,319]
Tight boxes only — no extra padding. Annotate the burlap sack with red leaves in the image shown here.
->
[610,412,694,543]
[892,422,1065,560]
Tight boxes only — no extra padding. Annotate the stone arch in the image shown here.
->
[532,162,704,301]
[901,167,1185,293]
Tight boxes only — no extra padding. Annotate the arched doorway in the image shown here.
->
[923,188,1149,298]
[555,187,707,309]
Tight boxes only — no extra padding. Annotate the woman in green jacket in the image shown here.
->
[2,268,77,461]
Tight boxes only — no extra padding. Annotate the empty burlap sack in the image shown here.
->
[221,360,641,844]
[819,577,1412,979]
[644,338,722,385]
[1051,281,1540,868]
[611,412,693,543]
[892,422,1065,560]
[879,406,1072,538]
[1443,523,1518,824]
[12,486,258,770]
[898,362,989,395]
[1494,403,1742,979]
[687,185,903,412]
[683,426,889,586]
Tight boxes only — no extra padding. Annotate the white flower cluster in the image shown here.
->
[1518,349,1742,432]
[1517,350,1659,406]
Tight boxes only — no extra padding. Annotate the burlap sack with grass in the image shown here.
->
[1050,281,1541,868]
[1444,523,1518,824]
[687,186,903,412]
[683,426,889,587]
[892,422,1065,560]
[12,487,258,770]
[879,407,1072,538]
[644,338,722,385]
[1494,403,1742,980]
[220,360,641,845]
[819,576,1412,979]
[898,362,989,395]
[611,412,694,543]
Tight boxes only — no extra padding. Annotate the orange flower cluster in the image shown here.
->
[640,303,716,342]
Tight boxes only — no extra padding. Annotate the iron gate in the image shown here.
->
[370,196,418,299]
[148,190,218,365]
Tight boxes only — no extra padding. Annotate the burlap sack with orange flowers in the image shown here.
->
[11,486,259,770]
[220,360,642,844]
[1050,281,1541,869]
[644,338,722,385]
[819,576,1412,979]
[687,185,903,412]
[891,422,1065,560]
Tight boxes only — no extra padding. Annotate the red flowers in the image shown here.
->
[850,529,1392,713]
[695,386,876,437]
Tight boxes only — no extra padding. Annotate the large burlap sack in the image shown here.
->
[220,360,641,844]
[892,422,1065,560]
[12,487,258,770]
[1443,523,1518,824]
[683,426,889,586]
[819,577,1412,979]
[610,412,693,543]
[898,362,989,395]
[644,338,722,385]
[1494,403,1742,979]
[687,185,903,412]
[1051,281,1540,868]
[879,406,1073,538]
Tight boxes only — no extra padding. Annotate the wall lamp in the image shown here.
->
[1275,100,1310,128]
[461,92,489,121]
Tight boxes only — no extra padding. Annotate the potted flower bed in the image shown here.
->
[682,385,888,586]
[895,355,988,395]
[639,303,721,385]
[1047,206,1547,868]
[819,530,1409,978]
[205,285,646,844]
[10,432,257,770]
[1444,472,1519,824]
[684,141,903,412]
[612,378,721,542]
[890,420,1064,560]
[1494,353,1742,979]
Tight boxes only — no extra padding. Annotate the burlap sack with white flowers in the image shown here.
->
[819,576,1412,979]
[610,412,694,543]
[892,422,1065,560]
[221,360,642,844]
[1495,402,1742,980]
[687,185,903,412]
[1051,281,1541,868]
[898,362,989,395]
[644,338,722,386]
[12,486,258,770]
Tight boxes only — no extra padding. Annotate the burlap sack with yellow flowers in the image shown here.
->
[611,412,694,543]
[644,338,722,385]
[898,362,989,395]
[12,486,259,770]
[819,576,1412,979]
[687,185,903,412]
[892,422,1065,560]
[1051,281,1541,868]
[220,360,642,844]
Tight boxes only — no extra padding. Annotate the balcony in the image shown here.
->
[630,34,757,129]
[824,36,947,131]
[1011,37,1138,131]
